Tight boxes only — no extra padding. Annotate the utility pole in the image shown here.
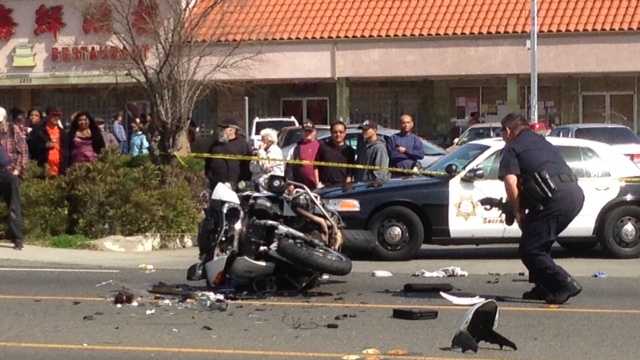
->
[530,0,538,123]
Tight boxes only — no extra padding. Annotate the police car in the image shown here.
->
[321,137,640,260]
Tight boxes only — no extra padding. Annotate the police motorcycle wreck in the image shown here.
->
[187,175,352,292]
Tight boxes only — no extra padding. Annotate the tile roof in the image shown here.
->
[195,0,640,42]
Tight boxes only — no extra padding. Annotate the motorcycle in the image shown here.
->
[187,175,352,292]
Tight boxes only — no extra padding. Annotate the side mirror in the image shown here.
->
[462,167,485,182]
[445,164,459,177]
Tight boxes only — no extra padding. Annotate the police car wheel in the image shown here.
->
[370,206,424,261]
[602,206,640,259]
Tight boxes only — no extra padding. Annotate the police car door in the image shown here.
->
[502,145,620,238]
[449,149,507,238]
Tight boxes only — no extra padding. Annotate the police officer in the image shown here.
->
[498,113,584,304]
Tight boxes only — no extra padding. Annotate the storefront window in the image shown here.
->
[582,92,634,129]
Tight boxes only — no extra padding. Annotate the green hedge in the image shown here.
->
[0,151,206,245]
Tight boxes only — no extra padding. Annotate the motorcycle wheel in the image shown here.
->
[277,237,352,276]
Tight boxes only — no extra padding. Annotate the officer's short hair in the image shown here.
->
[501,113,529,132]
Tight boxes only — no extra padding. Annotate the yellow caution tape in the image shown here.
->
[175,152,447,177]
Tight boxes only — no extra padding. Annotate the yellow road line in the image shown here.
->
[0,341,497,360]
[237,300,640,315]
[2,293,640,315]
[0,294,105,301]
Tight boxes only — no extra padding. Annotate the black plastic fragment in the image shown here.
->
[392,308,438,320]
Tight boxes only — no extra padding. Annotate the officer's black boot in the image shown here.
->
[545,277,582,305]
[522,285,548,300]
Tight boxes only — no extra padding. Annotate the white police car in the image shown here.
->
[322,137,640,260]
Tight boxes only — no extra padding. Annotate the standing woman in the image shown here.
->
[64,112,105,170]
[26,109,43,160]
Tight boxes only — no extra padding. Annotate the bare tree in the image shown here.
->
[85,0,254,160]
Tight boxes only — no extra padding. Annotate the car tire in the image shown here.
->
[558,241,598,253]
[370,206,424,261]
[601,206,640,259]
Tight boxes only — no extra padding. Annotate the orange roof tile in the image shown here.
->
[195,0,640,42]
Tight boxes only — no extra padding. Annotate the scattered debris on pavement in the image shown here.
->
[387,349,409,356]
[451,299,517,353]
[82,315,95,321]
[440,292,486,306]
[113,289,135,305]
[593,271,608,278]
[392,308,438,320]
[202,325,213,331]
[95,280,114,288]
[195,292,228,311]
[326,323,339,329]
[413,266,469,278]
[403,283,453,293]
[361,348,381,355]
[371,270,393,277]
[138,264,156,273]
[145,309,156,315]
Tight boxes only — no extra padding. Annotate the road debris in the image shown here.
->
[392,308,438,320]
[362,348,381,355]
[413,266,469,278]
[451,299,517,353]
[195,292,228,311]
[145,309,156,315]
[440,292,486,306]
[371,270,393,277]
[138,264,156,273]
[113,289,135,305]
[82,315,95,321]
[341,355,361,360]
[326,323,339,329]
[96,280,114,288]
[403,283,453,293]
[202,325,213,331]
[593,271,608,278]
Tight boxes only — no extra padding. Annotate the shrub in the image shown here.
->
[0,153,206,247]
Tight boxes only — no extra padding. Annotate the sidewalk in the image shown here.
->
[0,243,198,269]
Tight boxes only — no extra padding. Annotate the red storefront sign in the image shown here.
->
[51,45,150,62]
[0,4,17,41]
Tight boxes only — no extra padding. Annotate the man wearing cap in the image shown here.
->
[355,120,390,183]
[285,120,321,189]
[29,107,64,177]
[387,114,424,172]
[0,107,24,250]
[205,119,250,190]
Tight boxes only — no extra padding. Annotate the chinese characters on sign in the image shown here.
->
[34,4,66,41]
[0,4,17,41]
[83,1,113,35]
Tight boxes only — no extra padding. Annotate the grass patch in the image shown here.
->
[47,234,94,249]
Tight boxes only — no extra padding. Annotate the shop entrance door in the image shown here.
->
[581,92,636,131]
[281,97,329,124]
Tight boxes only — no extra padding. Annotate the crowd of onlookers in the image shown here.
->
[0,107,153,178]
[204,114,426,192]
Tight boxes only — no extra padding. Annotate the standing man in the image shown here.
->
[29,107,64,177]
[499,113,584,305]
[205,120,250,190]
[286,120,321,189]
[0,107,24,250]
[387,114,424,172]
[355,120,389,183]
[112,112,128,154]
[316,121,356,187]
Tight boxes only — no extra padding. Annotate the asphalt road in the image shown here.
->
[1,248,639,360]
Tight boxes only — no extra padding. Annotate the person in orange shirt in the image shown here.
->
[30,107,64,177]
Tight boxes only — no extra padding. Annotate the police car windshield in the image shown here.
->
[427,143,489,173]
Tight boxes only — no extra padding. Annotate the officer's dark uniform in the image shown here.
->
[499,129,584,296]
